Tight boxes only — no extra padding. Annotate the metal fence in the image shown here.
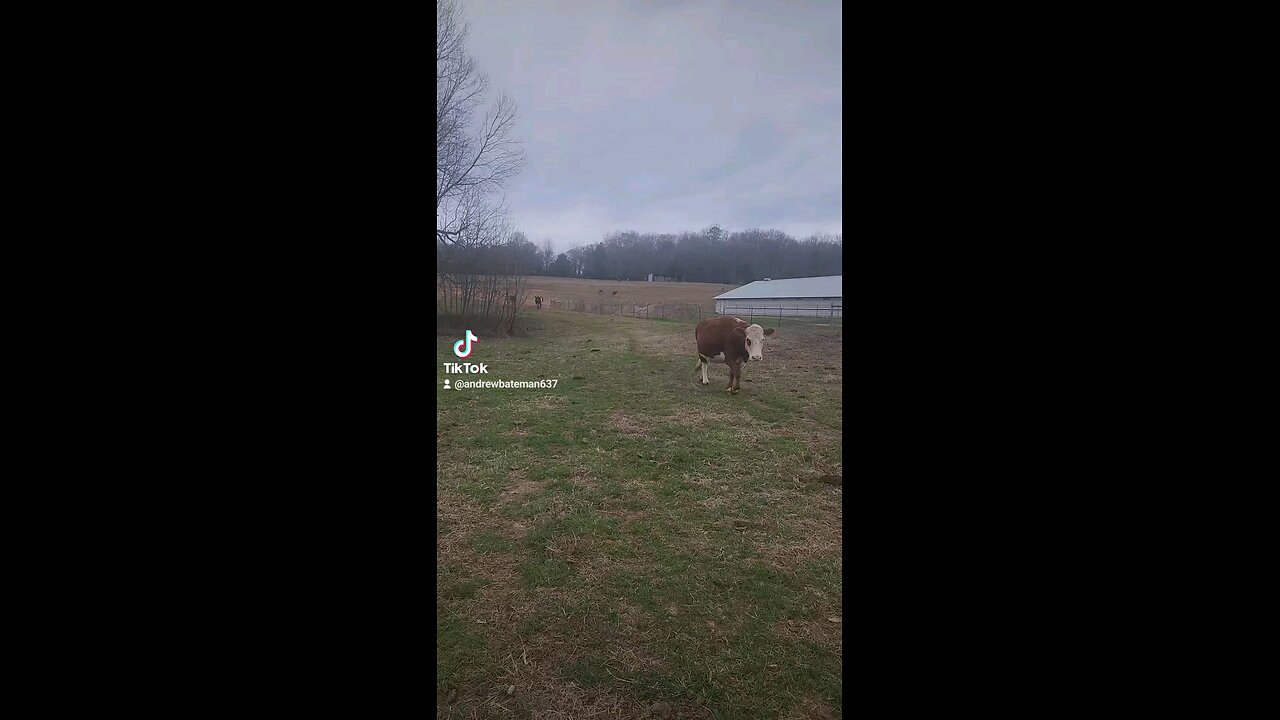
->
[717,304,842,318]
[542,300,841,335]
[718,305,843,335]
[548,300,703,321]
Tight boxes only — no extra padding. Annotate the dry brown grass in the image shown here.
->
[439,490,624,718]
[630,329,698,360]
[781,696,839,720]
[667,406,722,424]
[523,277,729,310]
[773,617,842,651]
[610,409,651,438]
[497,471,543,504]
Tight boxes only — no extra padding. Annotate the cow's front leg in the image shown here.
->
[726,360,739,393]
[733,367,742,393]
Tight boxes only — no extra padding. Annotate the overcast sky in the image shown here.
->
[458,0,842,253]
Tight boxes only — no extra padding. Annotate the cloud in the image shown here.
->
[455,0,842,252]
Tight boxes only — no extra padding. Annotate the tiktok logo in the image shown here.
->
[453,330,478,358]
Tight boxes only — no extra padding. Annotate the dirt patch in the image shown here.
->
[773,617,842,650]
[739,326,843,377]
[438,493,526,555]
[595,498,651,521]
[439,492,502,537]
[611,410,651,438]
[569,471,599,491]
[607,644,665,673]
[616,601,653,628]
[497,470,544,504]
[541,534,596,561]
[698,495,729,510]
[534,395,569,410]
[669,406,722,424]
[754,518,842,570]
[630,329,697,360]
[782,696,839,720]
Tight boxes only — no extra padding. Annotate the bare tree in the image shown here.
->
[438,225,535,333]
[565,245,587,277]
[540,238,555,273]
[437,0,530,334]
[436,0,525,246]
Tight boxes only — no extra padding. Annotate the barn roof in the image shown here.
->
[713,275,842,300]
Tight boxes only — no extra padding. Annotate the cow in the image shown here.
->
[694,316,775,393]
[535,296,543,310]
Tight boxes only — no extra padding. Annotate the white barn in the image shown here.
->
[713,275,842,318]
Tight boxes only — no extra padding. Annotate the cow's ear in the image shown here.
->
[732,327,746,338]
[764,328,775,336]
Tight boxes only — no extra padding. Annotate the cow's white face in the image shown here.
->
[744,324,775,361]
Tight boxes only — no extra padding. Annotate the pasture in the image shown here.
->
[521,276,730,310]
[437,307,843,719]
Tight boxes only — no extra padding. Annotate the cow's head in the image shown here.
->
[734,324,776,361]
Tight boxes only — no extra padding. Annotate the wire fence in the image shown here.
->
[543,299,842,335]
[718,305,843,335]
[548,300,704,321]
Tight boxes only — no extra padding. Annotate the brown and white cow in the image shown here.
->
[694,316,775,393]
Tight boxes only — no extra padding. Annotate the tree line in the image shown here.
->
[437,225,842,285]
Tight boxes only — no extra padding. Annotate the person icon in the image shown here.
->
[443,378,451,389]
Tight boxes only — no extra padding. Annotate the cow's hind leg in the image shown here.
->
[697,355,710,385]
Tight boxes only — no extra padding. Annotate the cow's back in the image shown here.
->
[696,316,747,358]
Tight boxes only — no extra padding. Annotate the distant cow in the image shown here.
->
[535,296,543,310]
[694,316,775,394]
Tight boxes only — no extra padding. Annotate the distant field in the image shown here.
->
[521,277,732,310]
[437,309,842,719]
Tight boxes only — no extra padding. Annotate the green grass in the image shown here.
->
[437,310,842,718]
[470,531,513,555]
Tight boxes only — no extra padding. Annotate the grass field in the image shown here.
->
[437,308,843,719]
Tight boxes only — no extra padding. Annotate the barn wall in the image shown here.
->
[715,298,842,317]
